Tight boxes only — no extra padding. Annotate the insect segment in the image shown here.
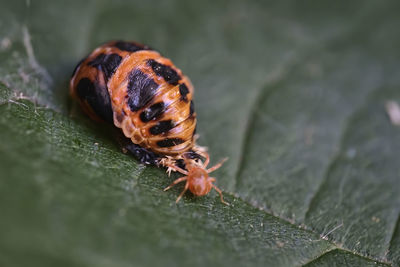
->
[70,40,227,204]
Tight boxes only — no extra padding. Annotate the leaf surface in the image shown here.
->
[0,1,399,266]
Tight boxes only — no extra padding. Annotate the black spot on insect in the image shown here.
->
[124,141,161,165]
[189,100,195,116]
[76,78,113,123]
[149,120,175,135]
[175,159,186,170]
[147,59,181,85]
[179,83,189,101]
[185,150,201,160]
[88,53,122,81]
[114,41,149,52]
[140,102,165,122]
[176,150,202,170]
[71,57,85,78]
[157,138,184,147]
[127,69,159,112]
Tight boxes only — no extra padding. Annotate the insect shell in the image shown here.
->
[70,41,228,205]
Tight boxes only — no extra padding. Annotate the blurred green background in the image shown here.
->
[0,0,399,266]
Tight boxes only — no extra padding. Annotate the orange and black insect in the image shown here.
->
[70,41,228,204]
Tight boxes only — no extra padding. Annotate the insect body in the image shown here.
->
[70,40,227,204]
[163,152,228,205]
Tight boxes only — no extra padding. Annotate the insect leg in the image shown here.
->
[163,176,188,191]
[206,158,228,173]
[175,182,190,203]
[211,183,229,206]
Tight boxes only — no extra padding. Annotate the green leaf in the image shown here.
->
[0,0,399,266]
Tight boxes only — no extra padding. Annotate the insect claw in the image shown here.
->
[221,199,230,206]
[175,196,182,203]
[163,186,171,192]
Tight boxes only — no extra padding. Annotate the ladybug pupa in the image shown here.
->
[70,40,228,204]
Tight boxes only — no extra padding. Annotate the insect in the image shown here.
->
[70,40,228,204]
